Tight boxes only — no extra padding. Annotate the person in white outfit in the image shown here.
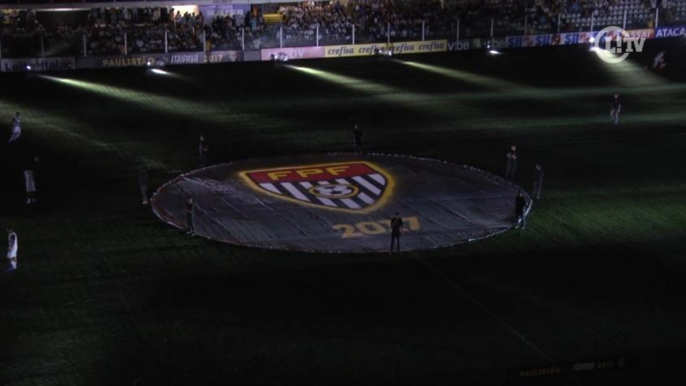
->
[8,112,21,143]
[6,227,17,272]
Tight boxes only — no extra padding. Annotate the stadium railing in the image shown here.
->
[1,1,684,59]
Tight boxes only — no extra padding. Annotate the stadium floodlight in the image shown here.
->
[489,50,500,55]
[373,47,393,57]
[151,68,168,75]
[26,65,31,70]
[273,52,289,62]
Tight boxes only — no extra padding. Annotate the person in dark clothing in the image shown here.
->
[199,135,209,167]
[515,191,528,229]
[353,124,363,154]
[390,212,404,254]
[532,164,545,200]
[610,94,621,125]
[138,166,150,205]
[23,156,39,205]
[505,145,518,180]
[186,197,195,235]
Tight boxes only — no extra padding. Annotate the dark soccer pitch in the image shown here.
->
[2,39,686,385]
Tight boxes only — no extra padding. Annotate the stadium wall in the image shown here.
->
[1,27,683,72]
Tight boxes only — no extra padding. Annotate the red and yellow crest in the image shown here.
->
[239,161,395,213]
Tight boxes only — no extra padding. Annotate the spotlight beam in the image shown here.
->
[39,75,291,129]
[398,60,682,104]
[286,65,492,119]
[593,51,667,87]
[400,60,523,90]
[0,98,168,170]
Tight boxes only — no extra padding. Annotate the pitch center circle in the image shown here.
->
[151,154,531,253]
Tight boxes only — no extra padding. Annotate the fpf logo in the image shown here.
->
[240,161,395,213]
[593,26,646,64]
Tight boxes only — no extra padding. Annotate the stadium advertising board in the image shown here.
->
[86,51,242,69]
[260,47,325,61]
[488,37,507,49]
[466,38,506,50]
[155,51,243,64]
[654,25,686,38]
[325,40,447,58]
[560,31,597,45]
[1,57,75,72]
[167,51,242,64]
[166,52,205,65]
[625,28,655,39]
[3,25,675,72]
[95,54,159,68]
[505,36,524,48]
[447,39,473,51]
[506,34,556,48]
[206,50,242,63]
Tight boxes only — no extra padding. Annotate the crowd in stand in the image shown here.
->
[1,0,684,58]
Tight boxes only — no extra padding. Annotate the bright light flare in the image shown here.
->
[151,69,169,75]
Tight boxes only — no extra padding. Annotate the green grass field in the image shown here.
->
[2,39,686,385]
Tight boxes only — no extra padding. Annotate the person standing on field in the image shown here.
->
[532,164,545,200]
[138,166,150,205]
[24,161,37,205]
[186,196,195,235]
[390,212,403,254]
[353,124,363,154]
[8,112,21,143]
[6,227,17,272]
[505,145,518,180]
[515,191,528,229]
[610,94,621,125]
[198,135,209,168]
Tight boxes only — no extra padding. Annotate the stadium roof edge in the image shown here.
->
[0,0,323,11]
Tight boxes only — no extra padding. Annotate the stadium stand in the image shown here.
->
[0,0,683,58]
